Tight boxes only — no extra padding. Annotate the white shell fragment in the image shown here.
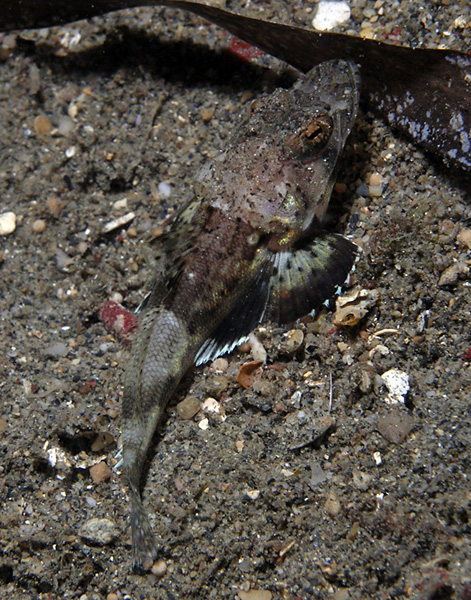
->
[312,1,351,31]
[381,369,410,404]
[0,211,16,235]
[102,211,135,233]
[333,287,379,327]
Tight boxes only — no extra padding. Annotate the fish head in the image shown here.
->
[199,60,360,250]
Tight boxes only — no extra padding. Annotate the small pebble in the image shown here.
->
[211,357,228,372]
[457,228,471,249]
[58,115,74,135]
[106,594,118,600]
[198,417,209,430]
[0,211,16,235]
[237,590,272,600]
[89,461,112,484]
[324,491,341,516]
[245,489,260,501]
[79,518,119,546]
[151,559,167,577]
[352,470,373,490]
[312,0,351,31]
[112,197,128,211]
[46,197,65,219]
[206,374,229,397]
[381,369,409,404]
[334,182,347,194]
[32,219,46,233]
[438,262,469,286]
[368,172,383,197]
[377,412,414,444]
[176,396,201,420]
[158,181,172,197]
[45,342,68,358]
[34,114,52,136]
[200,107,215,123]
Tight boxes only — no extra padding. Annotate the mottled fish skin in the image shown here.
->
[122,59,361,571]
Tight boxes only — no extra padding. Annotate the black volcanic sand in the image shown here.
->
[1,2,470,599]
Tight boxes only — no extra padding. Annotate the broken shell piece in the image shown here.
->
[381,369,410,404]
[279,329,304,355]
[201,397,226,422]
[102,211,135,233]
[333,288,379,327]
[248,332,267,363]
[236,360,263,389]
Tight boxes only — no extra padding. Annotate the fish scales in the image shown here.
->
[123,59,361,571]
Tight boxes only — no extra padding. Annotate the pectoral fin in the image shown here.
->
[265,232,360,323]
[195,232,359,365]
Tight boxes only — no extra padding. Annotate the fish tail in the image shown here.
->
[124,446,159,572]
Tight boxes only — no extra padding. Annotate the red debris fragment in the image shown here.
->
[461,347,471,361]
[228,37,264,62]
[100,301,138,346]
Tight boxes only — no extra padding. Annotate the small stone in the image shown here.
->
[381,369,409,404]
[89,461,112,484]
[352,470,373,490]
[245,489,260,501]
[324,491,341,516]
[240,91,253,104]
[438,262,469,286]
[32,219,46,233]
[312,0,351,31]
[112,197,128,211]
[334,182,347,194]
[151,559,167,577]
[45,342,68,358]
[377,411,414,444]
[158,181,172,197]
[368,172,383,197]
[34,114,52,136]
[211,357,228,372]
[79,518,119,546]
[237,590,272,600]
[46,197,65,219]
[0,211,16,235]
[176,396,201,420]
[58,115,74,135]
[200,107,215,123]
[457,228,471,249]
[309,461,327,488]
[106,594,118,600]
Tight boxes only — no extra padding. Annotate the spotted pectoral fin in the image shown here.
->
[195,232,359,366]
[265,232,360,324]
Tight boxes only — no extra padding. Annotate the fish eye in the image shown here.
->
[284,114,334,159]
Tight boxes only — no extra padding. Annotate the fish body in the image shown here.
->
[122,59,361,570]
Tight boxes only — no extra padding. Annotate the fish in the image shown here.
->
[122,58,361,571]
